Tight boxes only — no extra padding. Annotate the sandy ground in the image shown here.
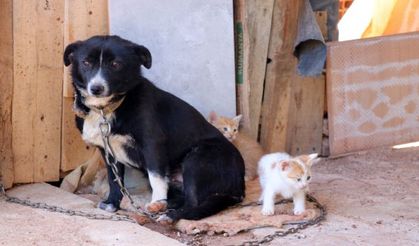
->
[1,146,419,245]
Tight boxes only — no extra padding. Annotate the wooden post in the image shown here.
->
[0,0,14,188]
[61,0,109,172]
[235,0,274,140]
[13,0,64,182]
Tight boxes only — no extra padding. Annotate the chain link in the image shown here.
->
[98,109,162,220]
[1,178,326,245]
[235,194,327,246]
[0,183,136,223]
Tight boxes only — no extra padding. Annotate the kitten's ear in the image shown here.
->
[233,115,242,125]
[308,153,318,160]
[208,111,218,123]
[279,161,290,171]
[306,153,319,166]
[299,153,318,165]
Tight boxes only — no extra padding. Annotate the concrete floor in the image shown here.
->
[0,183,182,246]
[1,146,419,245]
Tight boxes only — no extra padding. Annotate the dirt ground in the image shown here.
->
[1,146,419,245]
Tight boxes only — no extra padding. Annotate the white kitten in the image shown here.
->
[258,152,318,216]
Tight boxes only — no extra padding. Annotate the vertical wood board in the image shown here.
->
[0,0,14,188]
[260,0,302,152]
[236,0,274,140]
[13,0,64,182]
[287,75,325,155]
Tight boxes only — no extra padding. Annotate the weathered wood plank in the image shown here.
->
[13,1,37,183]
[33,0,65,182]
[238,0,274,140]
[287,75,325,155]
[260,0,302,153]
[0,0,14,188]
[61,0,109,172]
[13,0,64,183]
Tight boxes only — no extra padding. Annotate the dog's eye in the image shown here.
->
[233,129,237,132]
[82,60,91,67]
[307,176,311,181]
[297,178,301,182]
[110,61,122,70]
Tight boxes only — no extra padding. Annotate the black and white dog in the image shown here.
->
[63,35,245,222]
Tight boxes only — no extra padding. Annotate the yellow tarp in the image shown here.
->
[338,0,419,41]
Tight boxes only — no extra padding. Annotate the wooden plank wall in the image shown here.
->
[2,0,326,186]
[61,0,109,172]
[1,1,108,187]
[0,0,14,189]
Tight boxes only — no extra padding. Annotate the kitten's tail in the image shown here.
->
[166,194,242,221]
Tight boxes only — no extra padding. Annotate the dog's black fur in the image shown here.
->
[64,35,245,221]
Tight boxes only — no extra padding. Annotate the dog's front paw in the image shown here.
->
[293,207,305,216]
[156,214,174,225]
[146,200,167,214]
[261,206,275,216]
[98,201,118,212]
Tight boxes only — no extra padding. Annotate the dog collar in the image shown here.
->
[76,94,126,117]
[90,95,126,115]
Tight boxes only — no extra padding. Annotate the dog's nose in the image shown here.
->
[90,84,105,96]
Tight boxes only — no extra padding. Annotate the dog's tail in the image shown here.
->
[166,194,242,221]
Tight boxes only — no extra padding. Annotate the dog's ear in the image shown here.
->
[133,45,152,69]
[64,41,82,66]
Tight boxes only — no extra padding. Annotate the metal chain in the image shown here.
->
[98,109,161,220]
[0,183,136,223]
[235,194,327,246]
[1,182,325,245]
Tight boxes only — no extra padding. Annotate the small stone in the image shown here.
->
[376,220,383,225]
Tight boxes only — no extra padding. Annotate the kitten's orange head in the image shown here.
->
[276,153,318,190]
[208,111,242,141]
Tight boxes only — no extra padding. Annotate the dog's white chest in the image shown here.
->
[82,111,136,167]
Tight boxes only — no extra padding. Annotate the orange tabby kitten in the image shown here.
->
[208,111,264,181]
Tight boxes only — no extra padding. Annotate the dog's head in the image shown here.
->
[64,35,151,108]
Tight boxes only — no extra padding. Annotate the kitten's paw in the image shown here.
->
[156,214,174,225]
[98,201,118,212]
[261,206,275,216]
[146,200,167,214]
[293,207,305,216]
